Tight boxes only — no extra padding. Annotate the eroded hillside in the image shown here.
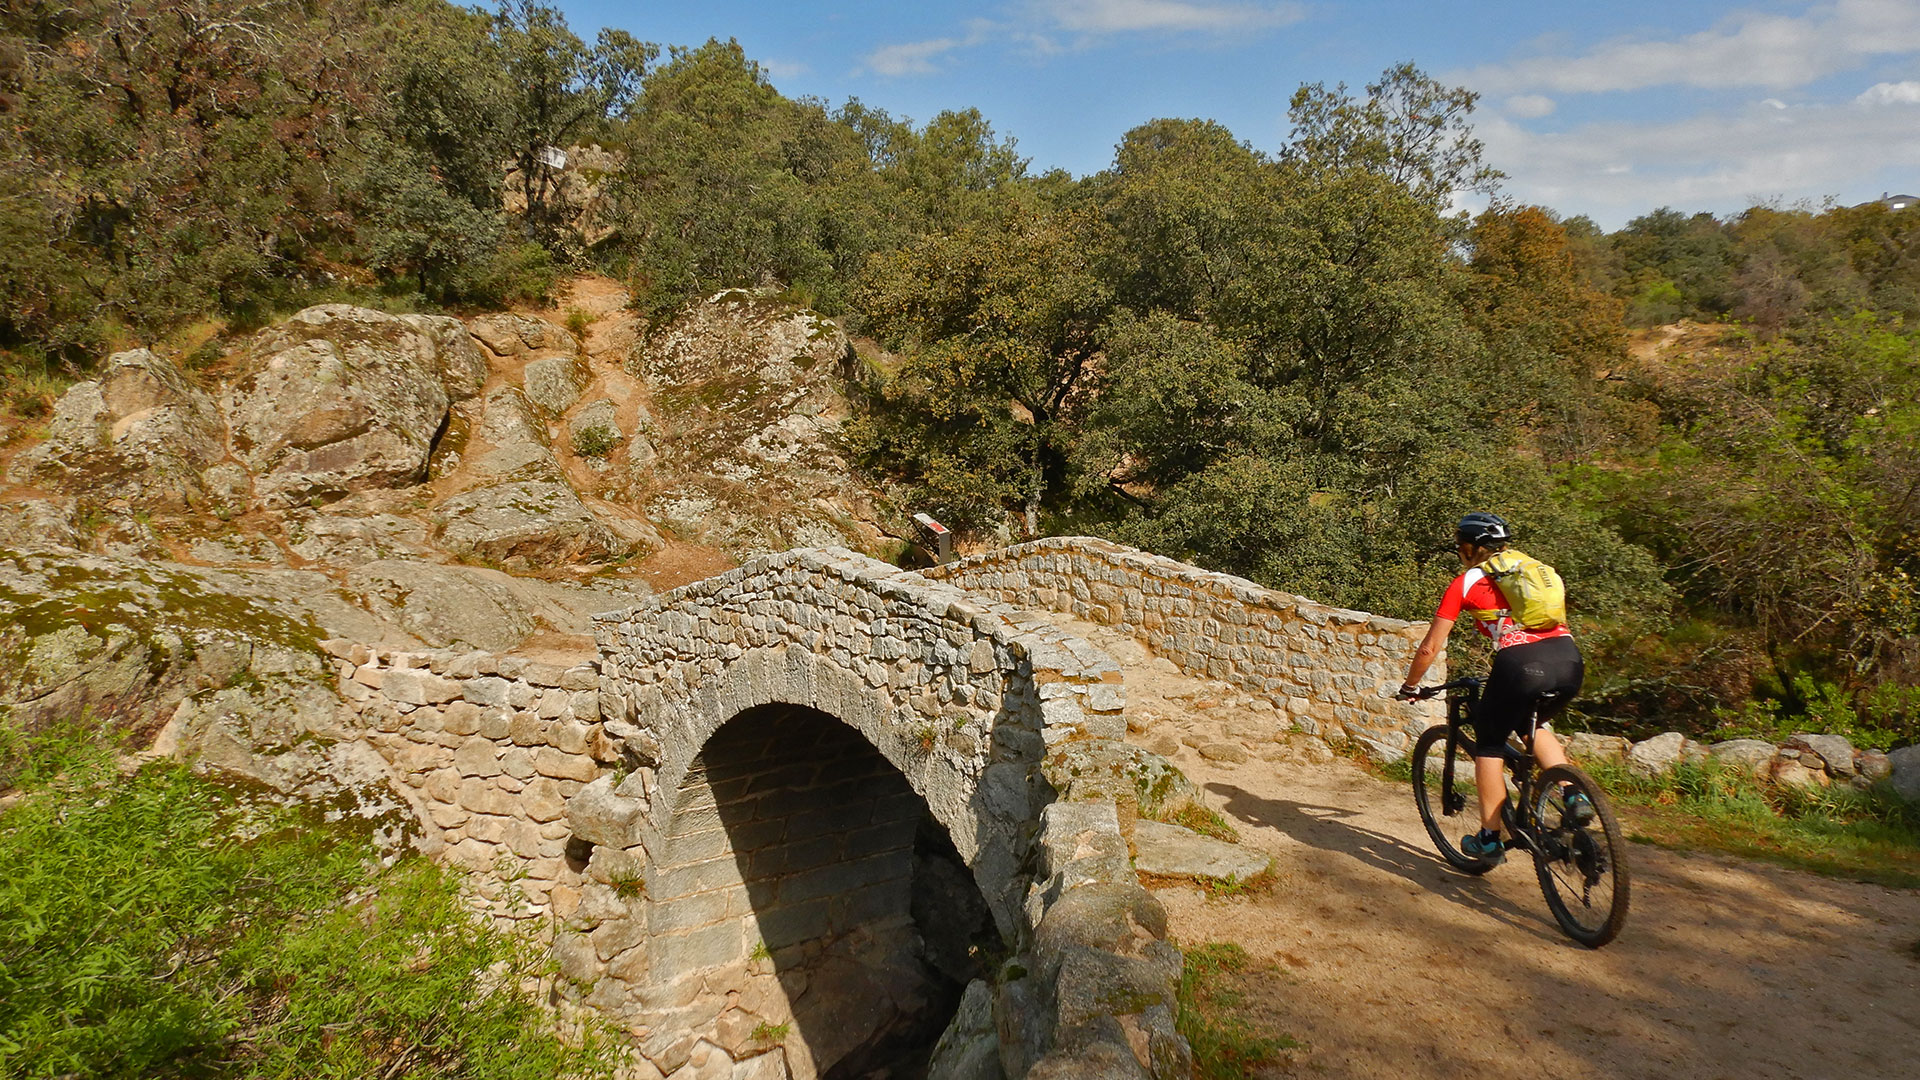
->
[0,280,905,758]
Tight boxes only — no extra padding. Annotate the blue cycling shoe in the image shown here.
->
[1563,791,1597,827]
[1461,829,1505,865]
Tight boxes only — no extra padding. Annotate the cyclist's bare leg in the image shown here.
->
[1475,731,1570,831]
[1531,727,1568,770]
[1474,755,1505,831]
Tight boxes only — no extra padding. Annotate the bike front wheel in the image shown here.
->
[1530,764,1631,948]
[1411,725,1498,875]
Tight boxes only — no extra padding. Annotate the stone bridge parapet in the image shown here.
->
[923,537,1435,758]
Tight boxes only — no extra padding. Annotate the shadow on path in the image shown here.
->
[1207,780,1567,946]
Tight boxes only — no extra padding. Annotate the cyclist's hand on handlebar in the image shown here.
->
[1394,683,1425,702]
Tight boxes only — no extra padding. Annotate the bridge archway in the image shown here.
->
[644,703,997,1077]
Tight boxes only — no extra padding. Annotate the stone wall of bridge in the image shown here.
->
[312,537,1442,1080]
[582,546,1184,1080]
[320,641,610,918]
[923,536,1437,758]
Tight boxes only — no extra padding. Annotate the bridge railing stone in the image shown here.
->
[923,536,1439,759]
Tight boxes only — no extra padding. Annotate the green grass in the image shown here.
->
[571,424,621,458]
[749,1021,790,1044]
[0,725,613,1079]
[1176,942,1298,1080]
[1159,801,1240,842]
[1582,758,1920,889]
[1197,862,1280,900]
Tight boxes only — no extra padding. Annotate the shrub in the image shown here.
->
[1582,756,1920,887]
[571,424,622,458]
[1712,675,1920,751]
[0,726,611,1078]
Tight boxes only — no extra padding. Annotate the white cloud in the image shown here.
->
[1035,0,1305,34]
[1458,0,1920,95]
[757,58,810,81]
[1505,94,1556,118]
[866,30,986,76]
[1857,79,1920,104]
[866,0,1301,77]
[1761,98,1789,109]
[1480,95,1920,227]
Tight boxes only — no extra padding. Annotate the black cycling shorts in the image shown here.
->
[1473,635,1583,757]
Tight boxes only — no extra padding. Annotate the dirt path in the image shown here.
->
[1051,616,1920,1080]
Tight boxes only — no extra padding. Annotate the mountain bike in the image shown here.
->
[1404,676,1630,948]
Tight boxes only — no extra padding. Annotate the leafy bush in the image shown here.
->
[571,424,622,458]
[1711,675,1920,751]
[1582,756,1920,887]
[0,727,611,1079]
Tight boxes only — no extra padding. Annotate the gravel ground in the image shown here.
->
[1048,613,1920,1080]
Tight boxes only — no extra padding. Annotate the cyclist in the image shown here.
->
[1396,512,1588,864]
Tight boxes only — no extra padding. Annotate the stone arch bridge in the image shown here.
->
[333,539,1428,1080]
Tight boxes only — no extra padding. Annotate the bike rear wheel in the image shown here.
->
[1411,725,1498,874]
[1530,764,1630,948]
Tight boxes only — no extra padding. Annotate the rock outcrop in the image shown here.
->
[0,284,914,749]
[7,348,226,508]
[0,547,337,737]
[224,306,482,507]
[629,289,889,557]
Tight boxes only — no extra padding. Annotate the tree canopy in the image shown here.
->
[0,8,1913,745]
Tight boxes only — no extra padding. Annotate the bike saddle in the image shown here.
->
[1531,689,1569,722]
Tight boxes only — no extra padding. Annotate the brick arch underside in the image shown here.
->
[650,704,998,1079]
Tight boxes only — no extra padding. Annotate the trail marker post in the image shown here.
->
[912,513,952,565]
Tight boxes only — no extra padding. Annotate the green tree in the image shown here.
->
[492,0,652,246]
[1464,203,1639,460]
[607,38,883,313]
[1612,207,1738,321]
[1613,315,1920,709]
[1087,118,1275,321]
[1283,61,1503,214]
[850,211,1111,532]
[852,104,1031,234]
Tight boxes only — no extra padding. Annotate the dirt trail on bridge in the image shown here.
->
[1049,616,1920,1080]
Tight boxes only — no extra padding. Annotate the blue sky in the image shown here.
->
[553,1,1920,229]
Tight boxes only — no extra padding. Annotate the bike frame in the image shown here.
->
[1434,678,1549,856]
[1409,673,1630,946]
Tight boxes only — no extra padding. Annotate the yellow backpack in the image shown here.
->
[1477,549,1567,630]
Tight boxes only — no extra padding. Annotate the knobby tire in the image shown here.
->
[1529,764,1631,948]
[1411,725,1498,875]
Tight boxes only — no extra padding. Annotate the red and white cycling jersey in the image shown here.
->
[1436,567,1573,650]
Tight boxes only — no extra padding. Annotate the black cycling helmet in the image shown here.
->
[1456,511,1511,548]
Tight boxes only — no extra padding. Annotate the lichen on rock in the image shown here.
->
[0,548,331,739]
[223,305,477,507]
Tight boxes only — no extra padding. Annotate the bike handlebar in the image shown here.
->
[1394,676,1484,701]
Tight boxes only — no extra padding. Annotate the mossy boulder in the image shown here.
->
[223,306,481,508]
[0,549,330,743]
[345,559,538,652]
[434,480,634,568]
[1042,737,1197,819]
[6,349,226,509]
